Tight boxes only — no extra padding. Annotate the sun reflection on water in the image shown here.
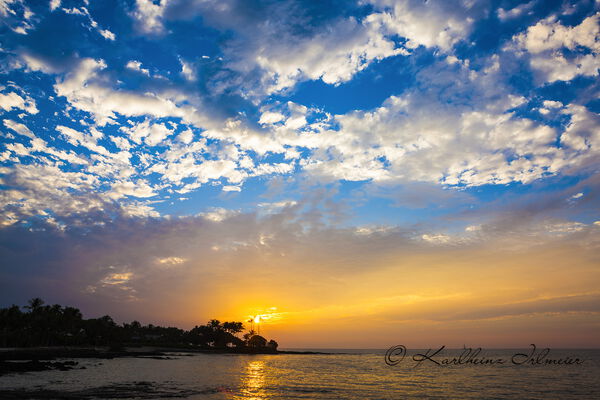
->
[235,360,268,400]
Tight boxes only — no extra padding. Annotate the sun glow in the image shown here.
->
[247,307,282,327]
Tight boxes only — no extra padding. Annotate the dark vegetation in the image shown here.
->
[0,298,278,353]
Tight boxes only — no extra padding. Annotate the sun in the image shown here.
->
[246,307,282,327]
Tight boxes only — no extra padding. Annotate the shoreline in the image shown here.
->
[0,346,331,375]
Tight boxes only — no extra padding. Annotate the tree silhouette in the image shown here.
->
[25,298,44,312]
[0,299,279,352]
[223,321,244,334]
[248,334,267,348]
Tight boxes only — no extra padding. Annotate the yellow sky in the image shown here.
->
[159,237,600,348]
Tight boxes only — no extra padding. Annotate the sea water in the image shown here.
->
[1,349,599,399]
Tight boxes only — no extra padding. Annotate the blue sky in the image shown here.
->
[0,1,599,346]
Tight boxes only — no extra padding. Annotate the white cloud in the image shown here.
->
[515,13,599,54]
[265,57,597,186]
[0,0,18,17]
[63,7,85,16]
[512,13,600,83]
[421,233,451,243]
[109,135,132,150]
[20,53,61,74]
[559,104,600,154]
[569,192,584,201]
[0,91,38,114]
[530,53,598,83]
[49,0,61,11]
[123,0,478,99]
[126,60,150,76]
[195,159,242,184]
[3,3,35,35]
[164,1,406,96]
[180,58,196,81]
[368,0,478,51]
[249,16,404,93]
[110,180,157,199]
[62,5,117,41]
[252,162,294,176]
[0,162,106,224]
[497,1,535,21]
[3,2,598,227]
[543,100,563,109]
[545,221,586,234]
[56,125,111,155]
[177,128,193,144]
[259,111,285,125]
[257,200,298,215]
[101,271,133,286]
[99,29,116,41]
[155,256,187,266]
[53,58,212,127]
[120,120,173,146]
[199,207,239,222]
[12,56,291,209]
[3,119,34,138]
[131,0,166,34]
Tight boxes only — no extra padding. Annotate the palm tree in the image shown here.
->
[243,329,256,344]
[25,298,44,312]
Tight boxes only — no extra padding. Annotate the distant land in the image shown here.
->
[0,297,325,375]
[0,298,281,352]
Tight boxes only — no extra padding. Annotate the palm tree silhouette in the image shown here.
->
[25,298,44,312]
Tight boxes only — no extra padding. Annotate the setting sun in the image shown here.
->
[245,308,283,329]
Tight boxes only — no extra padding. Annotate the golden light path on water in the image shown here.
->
[236,360,267,400]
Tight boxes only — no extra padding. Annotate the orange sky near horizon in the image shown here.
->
[130,236,600,349]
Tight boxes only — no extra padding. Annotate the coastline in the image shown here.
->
[2,348,598,399]
[0,346,331,375]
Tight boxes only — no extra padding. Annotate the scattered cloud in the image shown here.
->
[0,90,38,114]
[511,12,600,83]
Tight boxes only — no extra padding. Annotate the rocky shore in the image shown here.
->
[0,346,329,375]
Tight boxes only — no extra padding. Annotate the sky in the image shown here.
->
[0,0,599,348]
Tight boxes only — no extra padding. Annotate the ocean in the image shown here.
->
[1,348,599,399]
